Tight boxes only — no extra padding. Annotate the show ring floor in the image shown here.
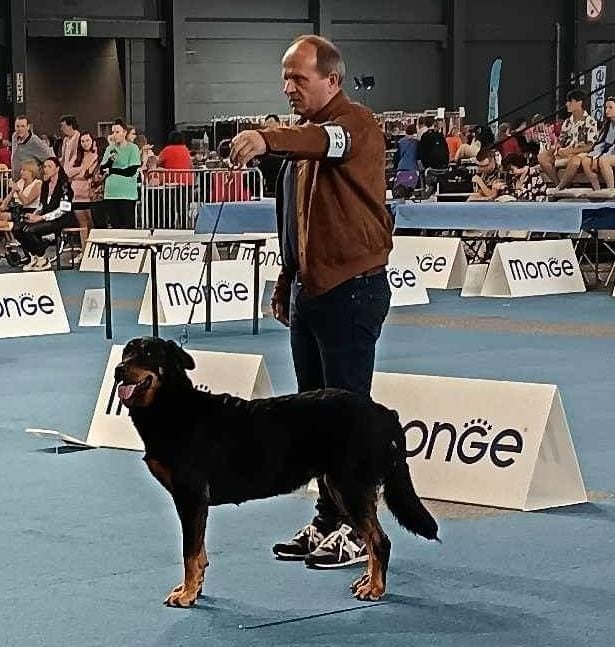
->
[3,271,615,646]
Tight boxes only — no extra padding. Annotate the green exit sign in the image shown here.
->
[64,20,87,37]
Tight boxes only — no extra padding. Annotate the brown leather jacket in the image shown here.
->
[260,91,393,297]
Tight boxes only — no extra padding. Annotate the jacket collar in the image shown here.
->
[301,90,350,125]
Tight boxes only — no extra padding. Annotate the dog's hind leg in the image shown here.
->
[326,479,390,602]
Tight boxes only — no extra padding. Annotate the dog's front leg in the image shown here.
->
[165,490,208,608]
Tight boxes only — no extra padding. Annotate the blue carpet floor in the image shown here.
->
[3,273,615,646]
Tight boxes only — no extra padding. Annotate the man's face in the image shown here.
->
[282,42,338,119]
[60,121,71,136]
[605,101,615,119]
[566,99,583,114]
[264,117,279,129]
[14,119,29,139]
[477,157,495,175]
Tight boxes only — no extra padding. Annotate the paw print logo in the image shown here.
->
[463,418,493,433]
[548,257,557,264]
[20,292,34,301]
[195,383,210,393]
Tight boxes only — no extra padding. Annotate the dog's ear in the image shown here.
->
[164,340,196,371]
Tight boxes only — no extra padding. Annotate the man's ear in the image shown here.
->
[165,340,196,370]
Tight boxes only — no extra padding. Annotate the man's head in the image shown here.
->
[115,337,196,408]
[59,115,78,137]
[281,35,345,119]
[476,148,496,174]
[566,90,585,115]
[14,115,30,140]
[502,153,527,176]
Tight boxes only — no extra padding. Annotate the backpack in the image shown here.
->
[419,130,450,170]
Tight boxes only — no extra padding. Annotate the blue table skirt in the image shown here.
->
[195,199,277,234]
[393,201,615,233]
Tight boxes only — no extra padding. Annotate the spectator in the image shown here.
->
[467,149,505,201]
[67,131,99,252]
[99,119,141,228]
[10,115,53,180]
[0,159,42,220]
[538,90,598,189]
[418,116,449,170]
[525,113,557,154]
[14,157,74,271]
[393,123,419,197]
[581,96,615,190]
[445,125,462,161]
[495,122,522,158]
[503,153,547,201]
[158,130,193,183]
[258,114,285,196]
[126,125,137,143]
[135,133,155,170]
[455,128,481,162]
[0,138,10,168]
[59,115,80,170]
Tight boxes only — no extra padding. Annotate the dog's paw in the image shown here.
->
[164,584,199,608]
[350,572,370,593]
[353,580,385,602]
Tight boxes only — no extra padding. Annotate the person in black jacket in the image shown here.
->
[14,157,74,271]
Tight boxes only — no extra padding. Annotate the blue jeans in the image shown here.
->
[290,270,391,532]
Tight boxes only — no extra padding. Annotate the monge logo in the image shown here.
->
[166,280,249,307]
[416,253,447,273]
[508,256,575,282]
[240,246,282,269]
[403,417,523,468]
[159,243,202,263]
[88,243,140,260]
[387,266,417,290]
[0,292,56,319]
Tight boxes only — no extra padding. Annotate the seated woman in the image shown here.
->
[502,153,547,202]
[0,159,42,222]
[581,97,615,190]
[14,157,74,271]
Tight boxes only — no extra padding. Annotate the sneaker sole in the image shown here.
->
[305,554,369,569]
[273,551,310,561]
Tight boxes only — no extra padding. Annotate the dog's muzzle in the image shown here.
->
[117,375,153,403]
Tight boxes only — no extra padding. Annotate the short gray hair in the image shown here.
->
[289,35,346,84]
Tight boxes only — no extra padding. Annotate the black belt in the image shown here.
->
[354,265,386,279]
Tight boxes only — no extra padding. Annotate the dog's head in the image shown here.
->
[114,337,195,408]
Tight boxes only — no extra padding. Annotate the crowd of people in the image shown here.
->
[393,89,615,202]
[0,115,198,270]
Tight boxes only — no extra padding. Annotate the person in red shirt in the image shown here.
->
[157,131,193,185]
[0,138,11,168]
[496,123,522,158]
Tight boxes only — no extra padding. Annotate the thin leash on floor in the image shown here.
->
[178,170,235,348]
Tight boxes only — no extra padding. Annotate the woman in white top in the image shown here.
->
[0,159,42,221]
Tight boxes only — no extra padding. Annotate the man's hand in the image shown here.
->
[271,276,290,327]
[25,213,43,224]
[556,147,572,159]
[230,131,266,167]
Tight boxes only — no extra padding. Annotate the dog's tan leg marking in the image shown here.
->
[352,512,388,602]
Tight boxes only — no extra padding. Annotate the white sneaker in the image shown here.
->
[22,256,38,271]
[30,256,51,271]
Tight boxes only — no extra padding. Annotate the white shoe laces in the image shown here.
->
[294,524,324,550]
[317,524,361,559]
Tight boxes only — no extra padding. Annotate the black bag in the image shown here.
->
[5,241,30,267]
[437,165,474,194]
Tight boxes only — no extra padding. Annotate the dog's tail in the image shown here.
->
[382,410,439,542]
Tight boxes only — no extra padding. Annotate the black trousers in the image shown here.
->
[14,215,73,257]
[289,270,391,534]
[98,199,136,229]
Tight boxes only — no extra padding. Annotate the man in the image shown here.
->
[467,149,505,201]
[58,115,80,170]
[538,90,597,190]
[230,35,393,569]
[10,115,53,180]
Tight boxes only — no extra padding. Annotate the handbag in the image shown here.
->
[88,165,106,202]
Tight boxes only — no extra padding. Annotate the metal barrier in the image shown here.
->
[0,170,11,202]
[138,167,264,230]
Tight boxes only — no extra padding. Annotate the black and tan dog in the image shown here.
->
[115,337,438,607]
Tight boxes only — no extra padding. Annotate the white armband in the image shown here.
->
[322,123,351,161]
